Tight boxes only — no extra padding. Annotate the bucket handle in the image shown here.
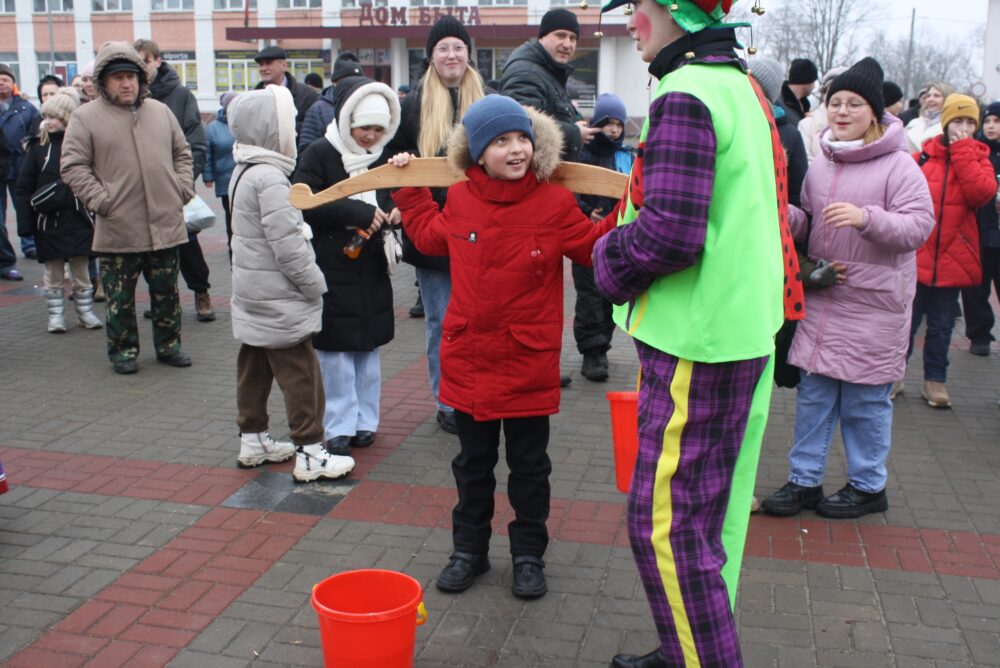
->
[416,601,427,626]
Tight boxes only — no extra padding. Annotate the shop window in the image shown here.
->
[168,62,198,91]
[92,0,132,10]
[277,0,320,7]
[151,0,193,10]
[475,47,513,81]
[34,0,73,12]
[214,0,256,9]
[216,58,260,92]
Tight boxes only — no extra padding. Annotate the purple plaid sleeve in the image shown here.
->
[594,92,717,304]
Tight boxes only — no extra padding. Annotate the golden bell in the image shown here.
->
[747,46,758,55]
[577,0,588,9]
[594,30,604,38]
[684,51,695,60]
[669,3,679,10]
[751,5,766,15]
[623,5,633,15]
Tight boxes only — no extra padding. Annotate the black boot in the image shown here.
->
[816,484,887,519]
[436,552,490,593]
[581,351,609,382]
[760,482,824,516]
[409,294,424,318]
[610,648,667,668]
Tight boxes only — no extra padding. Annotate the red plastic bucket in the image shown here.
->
[607,391,639,493]
[311,569,427,668]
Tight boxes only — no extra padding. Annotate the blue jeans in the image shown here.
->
[1,183,34,256]
[316,349,381,438]
[416,267,453,414]
[907,284,960,382]
[787,371,893,493]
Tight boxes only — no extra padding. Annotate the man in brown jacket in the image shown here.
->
[62,41,195,375]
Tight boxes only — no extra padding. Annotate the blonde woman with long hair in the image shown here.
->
[905,81,955,152]
[385,15,485,436]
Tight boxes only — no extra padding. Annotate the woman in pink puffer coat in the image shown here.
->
[761,58,935,521]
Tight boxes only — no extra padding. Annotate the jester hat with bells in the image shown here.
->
[600,0,741,34]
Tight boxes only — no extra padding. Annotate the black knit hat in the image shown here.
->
[538,8,580,39]
[426,15,472,59]
[984,101,1000,122]
[788,58,818,85]
[331,52,363,82]
[882,81,903,108]
[826,57,885,120]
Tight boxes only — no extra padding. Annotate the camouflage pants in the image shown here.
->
[101,248,182,363]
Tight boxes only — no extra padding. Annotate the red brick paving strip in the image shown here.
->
[6,507,317,668]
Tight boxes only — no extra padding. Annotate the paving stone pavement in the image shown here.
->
[1,191,1000,667]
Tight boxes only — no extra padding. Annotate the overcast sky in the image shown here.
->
[881,0,987,40]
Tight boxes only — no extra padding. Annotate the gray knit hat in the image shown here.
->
[750,58,784,104]
[40,89,79,122]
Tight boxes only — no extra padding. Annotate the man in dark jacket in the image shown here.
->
[254,45,319,136]
[1,63,39,261]
[779,57,817,126]
[500,8,599,162]
[136,39,215,322]
[297,52,363,155]
[0,129,21,280]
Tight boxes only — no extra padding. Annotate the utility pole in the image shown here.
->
[904,7,916,98]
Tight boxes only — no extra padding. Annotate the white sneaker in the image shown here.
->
[293,444,355,482]
[238,432,296,468]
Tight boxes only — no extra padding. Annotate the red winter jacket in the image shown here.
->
[392,111,615,420]
[915,136,997,287]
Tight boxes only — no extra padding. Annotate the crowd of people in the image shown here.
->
[3,0,1000,665]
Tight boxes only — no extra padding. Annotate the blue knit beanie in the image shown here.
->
[463,95,534,162]
[591,93,627,127]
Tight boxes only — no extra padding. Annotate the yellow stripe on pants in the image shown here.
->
[649,358,701,668]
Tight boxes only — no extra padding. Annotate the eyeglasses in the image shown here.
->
[434,44,468,56]
[828,101,869,114]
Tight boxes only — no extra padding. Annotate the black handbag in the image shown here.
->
[30,181,65,215]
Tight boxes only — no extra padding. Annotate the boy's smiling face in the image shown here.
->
[478,131,534,180]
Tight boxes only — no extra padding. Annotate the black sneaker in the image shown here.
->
[511,555,546,599]
[816,484,888,519]
[970,340,991,356]
[156,351,192,367]
[409,295,424,318]
[581,351,609,382]
[436,552,490,593]
[760,482,824,516]
[436,410,458,434]
[112,359,138,375]
[611,649,668,668]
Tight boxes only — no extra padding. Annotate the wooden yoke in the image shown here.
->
[288,157,629,210]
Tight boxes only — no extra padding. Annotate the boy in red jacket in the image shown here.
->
[908,94,998,408]
[391,95,615,599]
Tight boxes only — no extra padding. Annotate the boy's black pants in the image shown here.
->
[451,412,551,558]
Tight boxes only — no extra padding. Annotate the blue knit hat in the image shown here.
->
[463,95,534,162]
[591,93,627,127]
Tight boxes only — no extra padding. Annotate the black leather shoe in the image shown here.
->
[350,430,375,448]
[156,351,192,367]
[610,648,668,668]
[409,295,424,318]
[760,482,824,516]
[560,374,572,388]
[511,555,547,599]
[581,351,609,382]
[816,484,888,519]
[436,410,458,434]
[436,552,490,593]
[325,436,351,456]
[112,359,138,375]
[970,340,991,356]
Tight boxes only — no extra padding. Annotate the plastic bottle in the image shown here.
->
[342,228,371,259]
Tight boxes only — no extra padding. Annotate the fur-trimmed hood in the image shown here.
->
[93,41,150,105]
[446,105,563,180]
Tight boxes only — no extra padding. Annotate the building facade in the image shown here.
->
[0,0,648,118]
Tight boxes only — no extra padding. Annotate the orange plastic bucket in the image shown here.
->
[311,569,427,668]
[607,391,639,493]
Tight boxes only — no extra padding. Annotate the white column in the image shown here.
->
[986,0,1000,100]
[73,0,94,66]
[597,35,616,108]
[194,0,215,110]
[526,0,547,25]
[258,0,276,29]
[390,37,406,91]
[14,0,38,97]
[322,0,340,27]
[133,0,151,40]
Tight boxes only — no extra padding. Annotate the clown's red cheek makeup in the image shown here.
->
[634,9,652,42]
